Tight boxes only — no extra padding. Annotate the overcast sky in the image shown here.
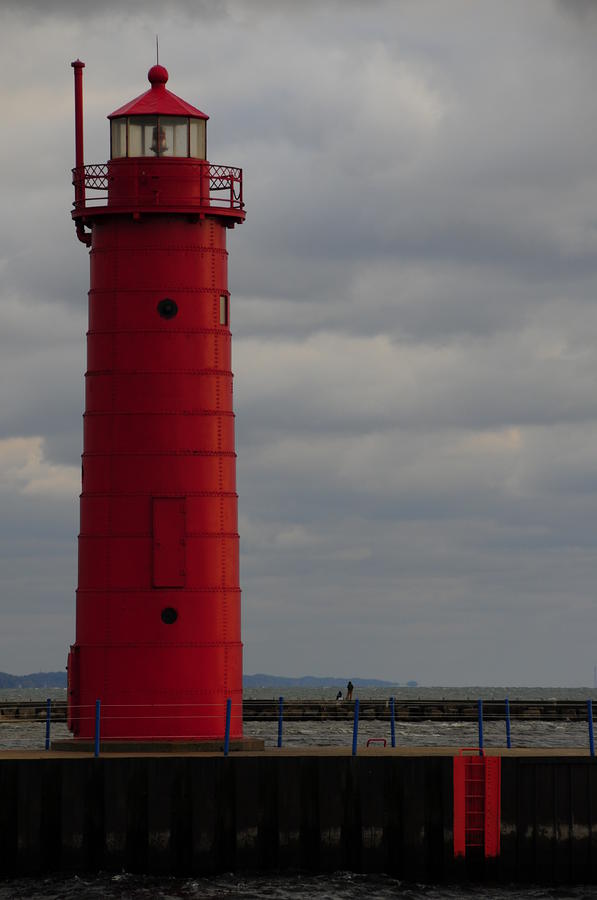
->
[1,0,597,684]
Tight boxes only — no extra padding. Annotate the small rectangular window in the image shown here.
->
[111,118,127,158]
[190,119,207,159]
[219,294,228,326]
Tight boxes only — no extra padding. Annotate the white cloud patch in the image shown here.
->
[0,437,79,497]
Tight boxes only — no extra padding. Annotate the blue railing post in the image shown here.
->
[588,699,595,758]
[224,697,231,756]
[45,698,52,751]
[277,696,284,748]
[94,699,101,758]
[505,696,512,749]
[390,696,396,748]
[352,698,360,756]
[477,698,484,756]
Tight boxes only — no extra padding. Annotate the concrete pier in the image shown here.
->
[0,748,596,882]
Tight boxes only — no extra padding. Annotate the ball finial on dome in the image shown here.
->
[148,64,169,86]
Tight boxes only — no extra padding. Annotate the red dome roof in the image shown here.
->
[108,66,208,120]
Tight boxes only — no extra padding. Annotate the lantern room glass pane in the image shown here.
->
[190,119,206,159]
[160,117,189,157]
[128,116,159,157]
[111,118,127,158]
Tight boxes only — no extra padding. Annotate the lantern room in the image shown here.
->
[108,64,208,160]
[71,61,244,247]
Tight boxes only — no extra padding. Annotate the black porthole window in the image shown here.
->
[161,607,178,625]
[157,298,178,319]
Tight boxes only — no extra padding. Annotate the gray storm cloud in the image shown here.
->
[556,0,597,21]
[1,0,597,683]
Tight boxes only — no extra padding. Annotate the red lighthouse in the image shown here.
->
[67,61,245,741]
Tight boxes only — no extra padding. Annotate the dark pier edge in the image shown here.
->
[1,754,597,883]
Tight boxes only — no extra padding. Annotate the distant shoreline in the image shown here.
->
[0,671,418,690]
[243,674,418,688]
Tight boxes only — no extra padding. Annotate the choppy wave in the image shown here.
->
[0,718,592,753]
[0,714,592,754]
[2,873,597,900]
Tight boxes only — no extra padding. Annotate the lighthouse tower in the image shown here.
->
[68,61,245,741]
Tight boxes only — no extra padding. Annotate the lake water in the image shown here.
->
[2,872,597,899]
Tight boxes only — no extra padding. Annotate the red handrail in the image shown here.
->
[72,163,243,211]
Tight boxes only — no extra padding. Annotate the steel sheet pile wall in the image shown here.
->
[500,758,597,883]
[0,757,450,878]
[1,755,596,882]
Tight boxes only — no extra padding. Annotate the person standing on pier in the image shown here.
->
[346,681,354,700]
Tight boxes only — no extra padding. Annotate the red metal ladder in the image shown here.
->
[453,750,501,858]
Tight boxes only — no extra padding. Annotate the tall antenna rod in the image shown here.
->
[156,35,159,65]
